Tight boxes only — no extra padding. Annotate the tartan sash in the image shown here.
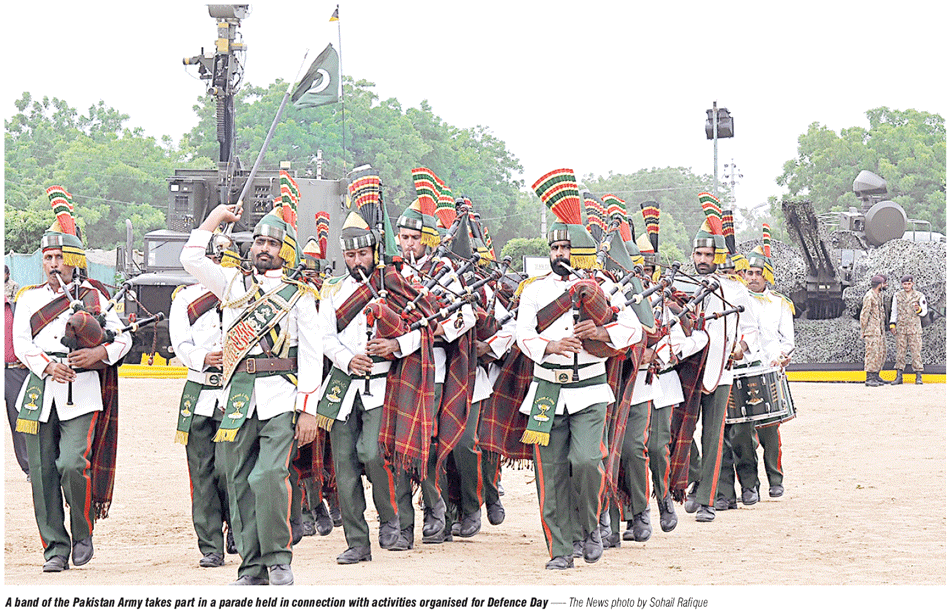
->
[480,286,606,461]
[29,286,99,338]
[668,347,709,502]
[187,291,219,325]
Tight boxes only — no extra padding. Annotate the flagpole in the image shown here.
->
[334,4,348,174]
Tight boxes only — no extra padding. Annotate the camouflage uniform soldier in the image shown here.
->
[859,275,887,386]
[889,274,928,385]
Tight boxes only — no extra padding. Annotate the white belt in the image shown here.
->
[370,360,392,376]
[187,369,223,387]
[533,362,605,384]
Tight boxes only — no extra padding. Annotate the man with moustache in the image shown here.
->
[681,194,756,523]
[315,211,407,563]
[180,202,322,585]
[393,199,476,546]
[519,169,642,569]
[12,187,131,572]
[170,242,235,568]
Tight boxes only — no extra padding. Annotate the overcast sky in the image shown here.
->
[3,0,947,228]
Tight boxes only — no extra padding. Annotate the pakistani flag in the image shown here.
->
[292,43,340,109]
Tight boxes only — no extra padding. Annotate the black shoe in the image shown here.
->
[658,494,678,532]
[695,505,716,522]
[43,555,69,573]
[313,501,333,536]
[487,501,505,525]
[388,527,414,551]
[865,373,883,387]
[230,575,268,585]
[769,485,785,498]
[572,541,583,559]
[583,529,604,564]
[497,483,505,497]
[199,552,224,568]
[622,520,636,541]
[290,517,303,546]
[630,511,652,542]
[741,487,759,506]
[458,512,482,538]
[301,520,316,537]
[451,521,462,537]
[545,555,574,570]
[442,523,454,543]
[328,502,343,527]
[598,509,611,540]
[603,532,621,549]
[268,564,293,585]
[226,526,237,554]
[421,498,447,543]
[336,545,372,564]
[715,495,737,511]
[72,537,94,567]
[684,484,700,513]
[378,519,400,549]
[891,369,904,385]
[916,372,924,385]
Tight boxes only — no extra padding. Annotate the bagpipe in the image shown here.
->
[55,272,165,406]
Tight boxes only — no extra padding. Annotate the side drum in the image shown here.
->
[726,365,796,425]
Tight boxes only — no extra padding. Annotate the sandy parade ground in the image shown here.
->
[2,377,947,611]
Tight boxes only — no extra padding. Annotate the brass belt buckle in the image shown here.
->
[553,369,573,383]
[207,373,221,387]
[245,358,256,374]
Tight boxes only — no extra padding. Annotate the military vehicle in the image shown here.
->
[120,4,347,358]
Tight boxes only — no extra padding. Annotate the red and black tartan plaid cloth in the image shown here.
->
[668,348,709,502]
[602,340,646,507]
[33,281,120,521]
[293,430,336,498]
[186,291,219,325]
[434,326,476,482]
[481,279,617,461]
[334,267,439,474]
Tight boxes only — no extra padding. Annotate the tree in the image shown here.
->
[5,93,213,251]
[776,107,946,234]
[501,237,549,270]
[580,167,722,260]
[180,78,530,249]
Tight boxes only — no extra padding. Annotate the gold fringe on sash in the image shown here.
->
[213,428,239,443]
[16,418,38,435]
[315,415,335,432]
[520,429,550,447]
[174,430,189,445]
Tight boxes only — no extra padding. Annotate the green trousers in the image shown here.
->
[756,423,784,487]
[221,411,296,580]
[26,405,97,562]
[186,415,230,556]
[718,421,759,501]
[329,397,398,550]
[648,404,674,502]
[694,384,730,507]
[447,399,484,523]
[619,401,652,516]
[533,402,607,559]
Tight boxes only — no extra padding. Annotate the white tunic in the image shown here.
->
[181,229,322,419]
[516,273,642,415]
[13,281,131,422]
[699,274,757,392]
[169,282,222,418]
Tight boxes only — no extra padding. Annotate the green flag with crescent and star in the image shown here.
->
[292,43,340,109]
